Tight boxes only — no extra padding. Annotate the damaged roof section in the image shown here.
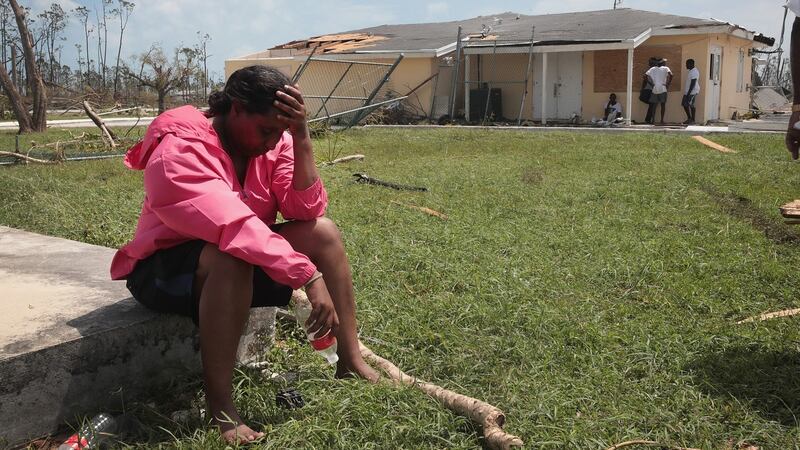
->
[268,33,389,56]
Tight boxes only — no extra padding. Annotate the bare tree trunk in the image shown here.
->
[9,0,46,132]
[0,65,31,132]
[157,90,166,114]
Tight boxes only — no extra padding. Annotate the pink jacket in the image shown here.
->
[110,106,327,289]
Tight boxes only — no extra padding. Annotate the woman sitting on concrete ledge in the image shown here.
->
[110,65,379,444]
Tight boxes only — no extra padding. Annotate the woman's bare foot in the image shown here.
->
[210,403,264,444]
[335,357,380,383]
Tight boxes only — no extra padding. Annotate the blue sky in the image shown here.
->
[29,0,792,80]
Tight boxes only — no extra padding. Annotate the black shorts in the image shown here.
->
[682,94,697,107]
[649,92,668,104]
[125,237,292,327]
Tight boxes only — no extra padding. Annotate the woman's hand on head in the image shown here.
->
[274,84,310,140]
[304,277,339,338]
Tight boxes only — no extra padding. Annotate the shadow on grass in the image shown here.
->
[689,346,800,426]
[702,187,800,245]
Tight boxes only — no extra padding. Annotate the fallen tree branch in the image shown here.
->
[605,440,701,450]
[737,308,800,324]
[358,342,523,449]
[391,200,448,220]
[83,100,117,149]
[319,154,365,167]
[353,172,428,192]
[286,290,522,449]
[0,150,59,165]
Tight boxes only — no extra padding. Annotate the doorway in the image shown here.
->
[707,45,723,121]
[532,52,583,121]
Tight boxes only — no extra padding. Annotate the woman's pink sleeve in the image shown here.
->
[144,136,316,289]
[270,134,328,220]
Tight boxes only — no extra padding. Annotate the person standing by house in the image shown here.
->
[646,58,673,124]
[641,57,658,124]
[682,59,700,125]
[786,0,800,159]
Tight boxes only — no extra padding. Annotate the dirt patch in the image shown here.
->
[521,167,544,185]
[703,187,800,245]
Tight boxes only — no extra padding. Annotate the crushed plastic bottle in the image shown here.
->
[294,294,339,365]
[58,413,118,450]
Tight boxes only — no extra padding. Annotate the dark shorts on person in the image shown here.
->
[649,92,668,104]
[125,232,292,327]
[682,94,697,107]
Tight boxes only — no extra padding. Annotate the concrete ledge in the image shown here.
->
[0,227,276,446]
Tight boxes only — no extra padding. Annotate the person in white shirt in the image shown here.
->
[786,0,800,158]
[682,59,700,125]
[603,93,623,122]
[645,58,673,124]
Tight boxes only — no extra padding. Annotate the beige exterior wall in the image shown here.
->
[225,55,438,118]
[708,33,755,120]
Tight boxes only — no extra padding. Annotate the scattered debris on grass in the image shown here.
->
[353,173,428,191]
[391,200,448,220]
[736,308,800,324]
[691,136,736,154]
[605,440,700,450]
[319,154,365,167]
[779,200,800,224]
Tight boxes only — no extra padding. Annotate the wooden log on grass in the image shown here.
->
[737,308,800,324]
[83,100,117,149]
[358,342,523,449]
[289,289,523,449]
[319,154,365,167]
[779,200,800,223]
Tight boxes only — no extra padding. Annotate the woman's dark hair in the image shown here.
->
[207,65,291,116]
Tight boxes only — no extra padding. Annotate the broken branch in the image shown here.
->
[359,342,523,449]
[353,172,428,192]
[319,154,365,167]
[391,200,448,220]
[83,100,117,149]
[736,308,800,324]
[286,289,522,449]
[0,151,59,165]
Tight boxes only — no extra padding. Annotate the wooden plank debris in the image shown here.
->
[737,308,800,324]
[691,135,736,154]
[779,200,800,224]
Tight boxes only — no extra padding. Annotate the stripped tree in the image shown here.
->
[125,44,192,114]
[112,0,134,98]
[0,0,47,133]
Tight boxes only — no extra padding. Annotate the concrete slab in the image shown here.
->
[0,226,276,446]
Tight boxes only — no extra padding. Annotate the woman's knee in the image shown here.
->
[198,244,253,281]
[310,217,343,248]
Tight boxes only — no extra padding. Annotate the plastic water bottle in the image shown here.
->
[58,413,118,449]
[294,294,339,365]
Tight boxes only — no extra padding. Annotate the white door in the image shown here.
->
[707,46,723,121]
[532,52,583,121]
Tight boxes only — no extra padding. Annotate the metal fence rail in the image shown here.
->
[293,54,404,128]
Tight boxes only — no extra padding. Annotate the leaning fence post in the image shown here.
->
[448,26,463,120]
[347,53,404,128]
[518,26,536,126]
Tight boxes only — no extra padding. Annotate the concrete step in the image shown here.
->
[0,226,276,446]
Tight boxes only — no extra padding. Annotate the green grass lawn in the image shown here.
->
[2,128,800,449]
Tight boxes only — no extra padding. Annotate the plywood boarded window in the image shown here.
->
[594,46,683,93]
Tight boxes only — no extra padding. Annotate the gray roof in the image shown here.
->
[271,8,771,54]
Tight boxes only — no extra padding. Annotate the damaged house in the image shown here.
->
[225,8,773,125]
